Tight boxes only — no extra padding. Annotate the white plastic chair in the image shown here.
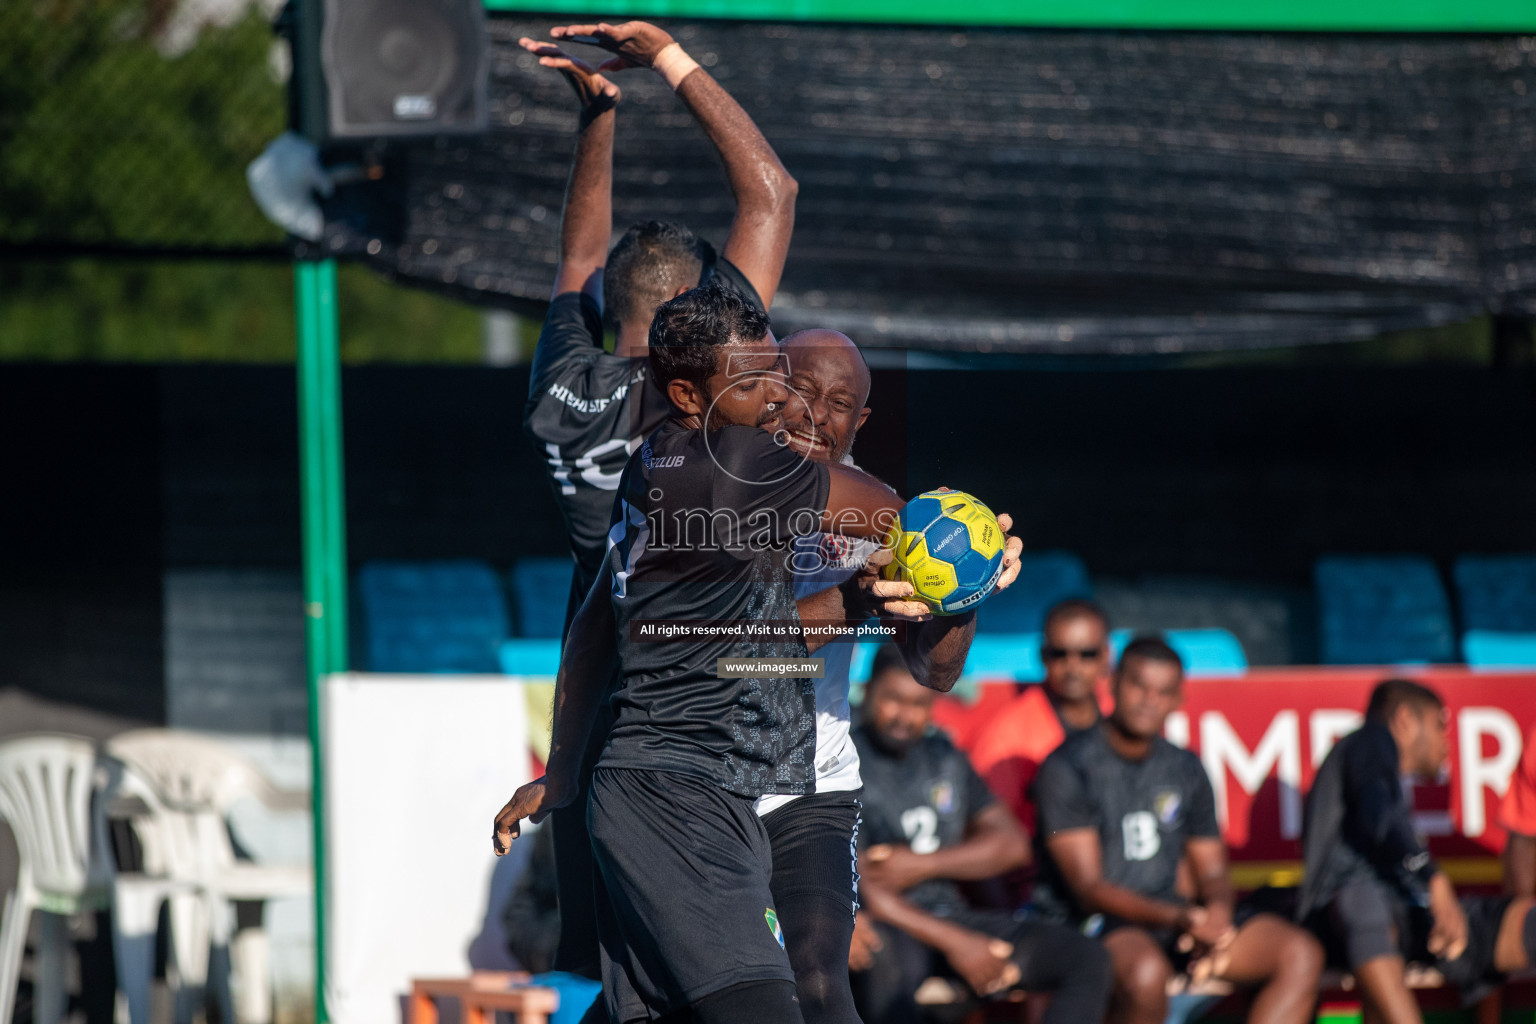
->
[0,734,114,1024]
[106,730,311,1024]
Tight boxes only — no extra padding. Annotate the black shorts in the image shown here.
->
[1074,901,1262,973]
[589,767,797,1021]
[762,790,862,916]
[1306,876,1513,1001]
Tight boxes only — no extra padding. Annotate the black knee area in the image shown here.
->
[775,889,857,1024]
[691,980,801,1024]
[1330,880,1400,970]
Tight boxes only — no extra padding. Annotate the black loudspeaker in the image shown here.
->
[293,0,488,141]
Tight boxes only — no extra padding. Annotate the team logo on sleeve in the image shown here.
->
[765,908,786,948]
[1154,790,1182,825]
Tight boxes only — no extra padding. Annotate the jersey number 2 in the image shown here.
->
[901,807,941,855]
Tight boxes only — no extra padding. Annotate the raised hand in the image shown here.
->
[550,21,678,72]
[518,37,620,110]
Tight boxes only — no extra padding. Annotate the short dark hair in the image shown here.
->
[1115,633,1183,677]
[1043,598,1109,635]
[867,643,910,688]
[1366,678,1444,724]
[647,282,772,398]
[603,221,712,333]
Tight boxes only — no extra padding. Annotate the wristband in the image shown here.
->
[652,42,701,90]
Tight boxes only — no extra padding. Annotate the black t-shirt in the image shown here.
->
[1030,724,1221,927]
[1297,721,1439,921]
[600,418,832,798]
[522,259,766,626]
[852,722,996,915]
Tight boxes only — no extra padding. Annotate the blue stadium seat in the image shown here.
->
[356,560,509,673]
[1463,631,1536,671]
[976,550,1092,634]
[510,557,576,638]
[1454,554,1536,633]
[1110,628,1248,677]
[1314,555,1455,666]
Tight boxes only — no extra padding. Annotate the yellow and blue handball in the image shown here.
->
[881,489,1006,616]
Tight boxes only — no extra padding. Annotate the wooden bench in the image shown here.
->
[410,973,561,1024]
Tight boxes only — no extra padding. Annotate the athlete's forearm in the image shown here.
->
[916,811,1029,881]
[550,98,616,301]
[545,572,616,784]
[672,66,796,306]
[859,877,980,953]
[823,464,903,539]
[1074,879,1186,931]
[900,612,976,693]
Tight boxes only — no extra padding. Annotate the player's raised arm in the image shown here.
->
[551,20,797,305]
[823,461,902,538]
[519,38,620,302]
[491,562,616,854]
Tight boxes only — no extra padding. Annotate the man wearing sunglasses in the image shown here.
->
[970,599,1113,834]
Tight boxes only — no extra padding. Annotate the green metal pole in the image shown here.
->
[296,258,348,1024]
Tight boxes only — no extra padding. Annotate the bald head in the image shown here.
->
[779,329,872,464]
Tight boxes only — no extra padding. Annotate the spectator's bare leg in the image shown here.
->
[1103,928,1172,1024]
[1494,897,1536,971]
[1353,956,1424,1024]
[1212,914,1324,1024]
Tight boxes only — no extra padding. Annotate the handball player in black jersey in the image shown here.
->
[498,284,915,1024]
[1032,636,1324,1024]
[1299,679,1536,1024]
[516,21,797,991]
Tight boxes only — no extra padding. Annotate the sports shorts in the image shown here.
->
[1305,875,1514,1003]
[589,767,797,1022]
[762,790,863,916]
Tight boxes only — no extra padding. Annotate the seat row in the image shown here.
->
[356,551,1536,674]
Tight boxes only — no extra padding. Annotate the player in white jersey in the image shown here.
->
[744,328,1023,1023]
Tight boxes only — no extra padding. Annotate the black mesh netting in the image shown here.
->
[314,19,1536,353]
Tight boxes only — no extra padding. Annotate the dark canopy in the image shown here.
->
[318,18,1536,353]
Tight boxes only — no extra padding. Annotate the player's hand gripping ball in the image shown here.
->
[880,490,1006,615]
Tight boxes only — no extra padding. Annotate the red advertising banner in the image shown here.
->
[941,669,1536,887]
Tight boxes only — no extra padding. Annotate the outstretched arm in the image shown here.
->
[551,21,797,305]
[520,38,620,302]
[492,563,616,854]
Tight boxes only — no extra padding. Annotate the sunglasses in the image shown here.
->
[1042,646,1104,661]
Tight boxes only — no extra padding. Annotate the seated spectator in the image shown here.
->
[1032,635,1323,1024]
[850,645,1112,1024]
[1300,680,1536,1023]
[1499,720,1536,898]
[970,598,1112,833]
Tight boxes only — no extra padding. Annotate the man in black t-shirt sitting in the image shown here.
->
[1032,636,1324,1024]
[851,645,1112,1024]
[1299,679,1536,1024]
